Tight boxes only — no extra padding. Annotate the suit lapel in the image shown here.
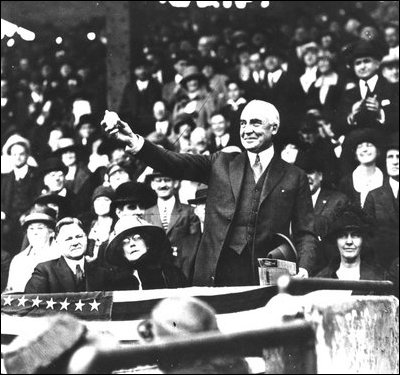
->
[259,157,286,208]
[380,180,398,220]
[167,201,181,233]
[229,153,247,202]
[55,257,76,292]
[314,189,329,215]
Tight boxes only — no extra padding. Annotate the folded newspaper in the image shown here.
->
[258,258,297,285]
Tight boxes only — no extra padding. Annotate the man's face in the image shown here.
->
[177,124,192,138]
[10,144,28,169]
[385,27,398,48]
[116,203,146,219]
[202,65,214,79]
[336,230,363,263]
[110,149,125,164]
[109,170,130,191]
[264,55,280,72]
[174,59,188,76]
[382,64,399,84]
[307,171,323,194]
[60,64,72,78]
[321,35,333,49]
[300,130,318,145]
[249,53,262,72]
[353,57,380,80]
[386,149,399,179]
[240,102,278,153]
[210,114,228,137]
[57,223,87,260]
[151,177,177,200]
[44,170,65,193]
[185,79,200,93]
[303,50,318,67]
[79,123,95,139]
[356,142,378,165]
[26,222,53,249]
[227,82,240,101]
[122,233,148,262]
[238,51,250,65]
[317,55,332,74]
[135,66,148,81]
[61,151,77,167]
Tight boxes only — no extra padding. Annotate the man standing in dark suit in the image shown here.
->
[337,40,398,135]
[208,112,241,153]
[364,136,399,269]
[101,100,317,286]
[25,217,106,293]
[144,171,201,282]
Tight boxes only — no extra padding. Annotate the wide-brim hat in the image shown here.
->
[348,128,383,154]
[144,170,166,185]
[34,193,68,209]
[105,216,167,267]
[53,138,81,156]
[265,233,297,263]
[180,65,206,87]
[2,134,31,155]
[381,53,399,66]
[112,181,157,210]
[39,157,68,176]
[91,185,115,202]
[187,187,208,205]
[173,113,197,134]
[22,206,57,229]
[97,137,127,156]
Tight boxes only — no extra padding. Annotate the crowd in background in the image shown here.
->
[1,2,399,294]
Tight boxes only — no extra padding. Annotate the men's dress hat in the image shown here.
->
[297,155,324,174]
[187,187,208,205]
[22,205,57,229]
[91,185,115,202]
[346,40,386,63]
[180,65,206,87]
[266,233,297,264]
[144,170,165,185]
[76,113,96,129]
[34,193,68,209]
[39,157,68,176]
[173,113,197,134]
[385,131,399,152]
[381,53,399,66]
[106,161,129,178]
[97,137,127,156]
[113,181,157,209]
[264,45,287,60]
[53,138,80,156]
[105,216,167,266]
[3,134,31,155]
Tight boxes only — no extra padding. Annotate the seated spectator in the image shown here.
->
[380,54,399,84]
[364,135,399,269]
[339,129,384,208]
[201,57,229,107]
[384,23,399,58]
[6,206,59,292]
[299,43,319,94]
[25,217,107,293]
[190,127,210,155]
[316,204,385,287]
[138,296,250,373]
[75,113,100,160]
[169,113,196,153]
[152,101,171,135]
[105,161,131,191]
[173,65,217,129]
[103,216,187,290]
[208,112,240,153]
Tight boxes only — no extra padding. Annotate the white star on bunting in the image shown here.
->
[3,296,14,306]
[46,298,57,310]
[31,296,42,307]
[89,299,100,311]
[18,296,28,307]
[75,299,85,311]
[59,298,70,311]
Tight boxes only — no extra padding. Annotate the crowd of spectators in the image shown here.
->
[1,2,399,294]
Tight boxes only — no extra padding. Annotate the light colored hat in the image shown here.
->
[2,134,31,155]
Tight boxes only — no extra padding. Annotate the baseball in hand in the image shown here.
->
[103,110,121,134]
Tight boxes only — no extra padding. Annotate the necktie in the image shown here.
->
[364,81,372,98]
[252,154,263,182]
[161,205,169,232]
[75,264,85,291]
[268,73,274,88]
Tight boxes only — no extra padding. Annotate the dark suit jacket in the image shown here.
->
[134,140,317,286]
[363,179,399,268]
[144,200,201,283]
[208,133,241,154]
[24,257,107,294]
[336,76,399,135]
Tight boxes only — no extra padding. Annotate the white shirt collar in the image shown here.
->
[136,80,149,91]
[66,165,77,180]
[58,188,67,197]
[336,262,360,281]
[158,196,176,218]
[226,97,247,111]
[63,256,85,275]
[312,187,321,208]
[359,74,379,98]
[247,145,275,172]
[268,69,283,84]
[215,133,230,147]
[175,74,182,84]
[14,164,29,181]
[389,177,399,198]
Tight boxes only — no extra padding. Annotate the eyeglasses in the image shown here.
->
[122,234,143,245]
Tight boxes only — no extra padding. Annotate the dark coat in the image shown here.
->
[134,140,317,286]
[363,179,399,268]
[144,200,201,282]
[336,76,399,135]
[24,256,107,294]
[208,133,241,154]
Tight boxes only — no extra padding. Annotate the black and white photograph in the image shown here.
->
[1,1,399,373]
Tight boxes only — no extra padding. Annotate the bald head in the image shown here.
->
[240,100,280,153]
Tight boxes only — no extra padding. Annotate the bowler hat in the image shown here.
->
[180,65,206,87]
[298,155,324,174]
[105,216,167,266]
[347,40,386,64]
[144,170,168,185]
[266,233,297,263]
[106,161,130,178]
[173,113,197,134]
[386,132,399,152]
[22,206,57,230]
[34,193,68,210]
[113,181,157,209]
[39,157,68,176]
[187,187,208,205]
[76,113,96,129]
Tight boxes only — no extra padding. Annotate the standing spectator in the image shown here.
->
[243,50,266,99]
[384,23,399,58]
[152,101,171,135]
[364,135,399,269]
[201,58,228,108]
[188,186,208,233]
[145,171,201,281]
[102,100,317,286]
[299,43,319,94]
[119,61,162,136]
[208,112,241,153]
[381,54,399,84]
[169,113,196,153]
[6,206,59,293]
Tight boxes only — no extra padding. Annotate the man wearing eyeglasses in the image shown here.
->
[101,100,317,286]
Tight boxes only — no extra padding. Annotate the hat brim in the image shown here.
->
[266,233,297,263]
[187,197,207,205]
[112,197,156,210]
[326,224,369,242]
[180,73,206,87]
[34,194,67,207]
[105,225,166,266]
[53,145,82,157]
[23,214,56,229]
